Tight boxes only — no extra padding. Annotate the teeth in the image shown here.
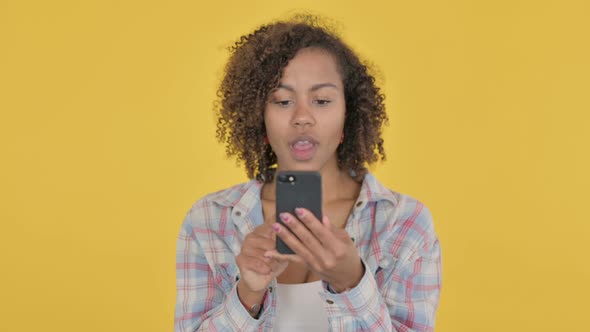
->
[293,140,312,148]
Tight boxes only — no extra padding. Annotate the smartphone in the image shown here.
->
[275,171,322,255]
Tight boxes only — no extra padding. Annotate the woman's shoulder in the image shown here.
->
[183,179,262,225]
[365,173,436,239]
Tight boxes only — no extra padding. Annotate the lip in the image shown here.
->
[288,135,318,161]
[288,135,319,146]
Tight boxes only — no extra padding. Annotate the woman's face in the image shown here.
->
[264,47,346,174]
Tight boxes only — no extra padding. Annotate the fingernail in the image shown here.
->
[279,213,290,223]
[295,208,304,217]
[271,223,281,233]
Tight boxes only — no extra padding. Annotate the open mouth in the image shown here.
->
[289,136,318,161]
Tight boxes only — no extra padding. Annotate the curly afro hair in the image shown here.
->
[215,15,388,183]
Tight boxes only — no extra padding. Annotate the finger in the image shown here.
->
[240,247,272,263]
[294,208,335,246]
[279,212,325,255]
[245,234,276,251]
[271,222,320,266]
[322,215,333,230]
[268,257,289,274]
[243,241,275,254]
[241,256,272,275]
[253,223,276,239]
[264,250,306,265]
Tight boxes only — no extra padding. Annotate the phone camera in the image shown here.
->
[278,173,296,184]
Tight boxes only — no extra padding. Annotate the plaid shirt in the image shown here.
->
[175,173,441,331]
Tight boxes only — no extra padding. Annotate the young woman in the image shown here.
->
[175,16,441,332]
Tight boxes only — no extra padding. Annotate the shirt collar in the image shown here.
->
[209,178,263,216]
[209,172,398,219]
[358,173,399,207]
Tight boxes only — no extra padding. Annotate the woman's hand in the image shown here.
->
[236,222,289,294]
[265,208,365,293]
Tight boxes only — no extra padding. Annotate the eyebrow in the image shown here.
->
[277,83,339,92]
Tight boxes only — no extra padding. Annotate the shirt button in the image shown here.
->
[326,299,334,304]
[235,211,242,217]
[268,286,273,293]
[356,201,363,208]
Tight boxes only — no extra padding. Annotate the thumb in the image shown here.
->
[265,213,277,239]
[264,250,305,264]
[265,224,277,240]
[322,215,334,231]
[254,222,276,239]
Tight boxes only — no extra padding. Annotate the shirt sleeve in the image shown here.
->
[321,200,442,332]
[174,211,268,332]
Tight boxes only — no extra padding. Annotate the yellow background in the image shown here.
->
[1,0,589,331]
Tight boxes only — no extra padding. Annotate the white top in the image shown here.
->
[274,281,329,331]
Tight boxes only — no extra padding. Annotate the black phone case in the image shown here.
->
[275,171,322,255]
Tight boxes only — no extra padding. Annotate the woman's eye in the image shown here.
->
[314,99,332,106]
[274,100,293,107]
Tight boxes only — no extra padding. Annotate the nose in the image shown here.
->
[291,102,315,128]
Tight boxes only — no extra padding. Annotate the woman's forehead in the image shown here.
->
[277,48,343,90]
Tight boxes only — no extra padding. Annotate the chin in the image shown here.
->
[279,160,320,172]
[286,164,318,172]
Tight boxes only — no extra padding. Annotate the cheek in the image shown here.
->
[263,110,274,131]
[263,111,286,140]
[321,112,345,137]
[264,115,280,140]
